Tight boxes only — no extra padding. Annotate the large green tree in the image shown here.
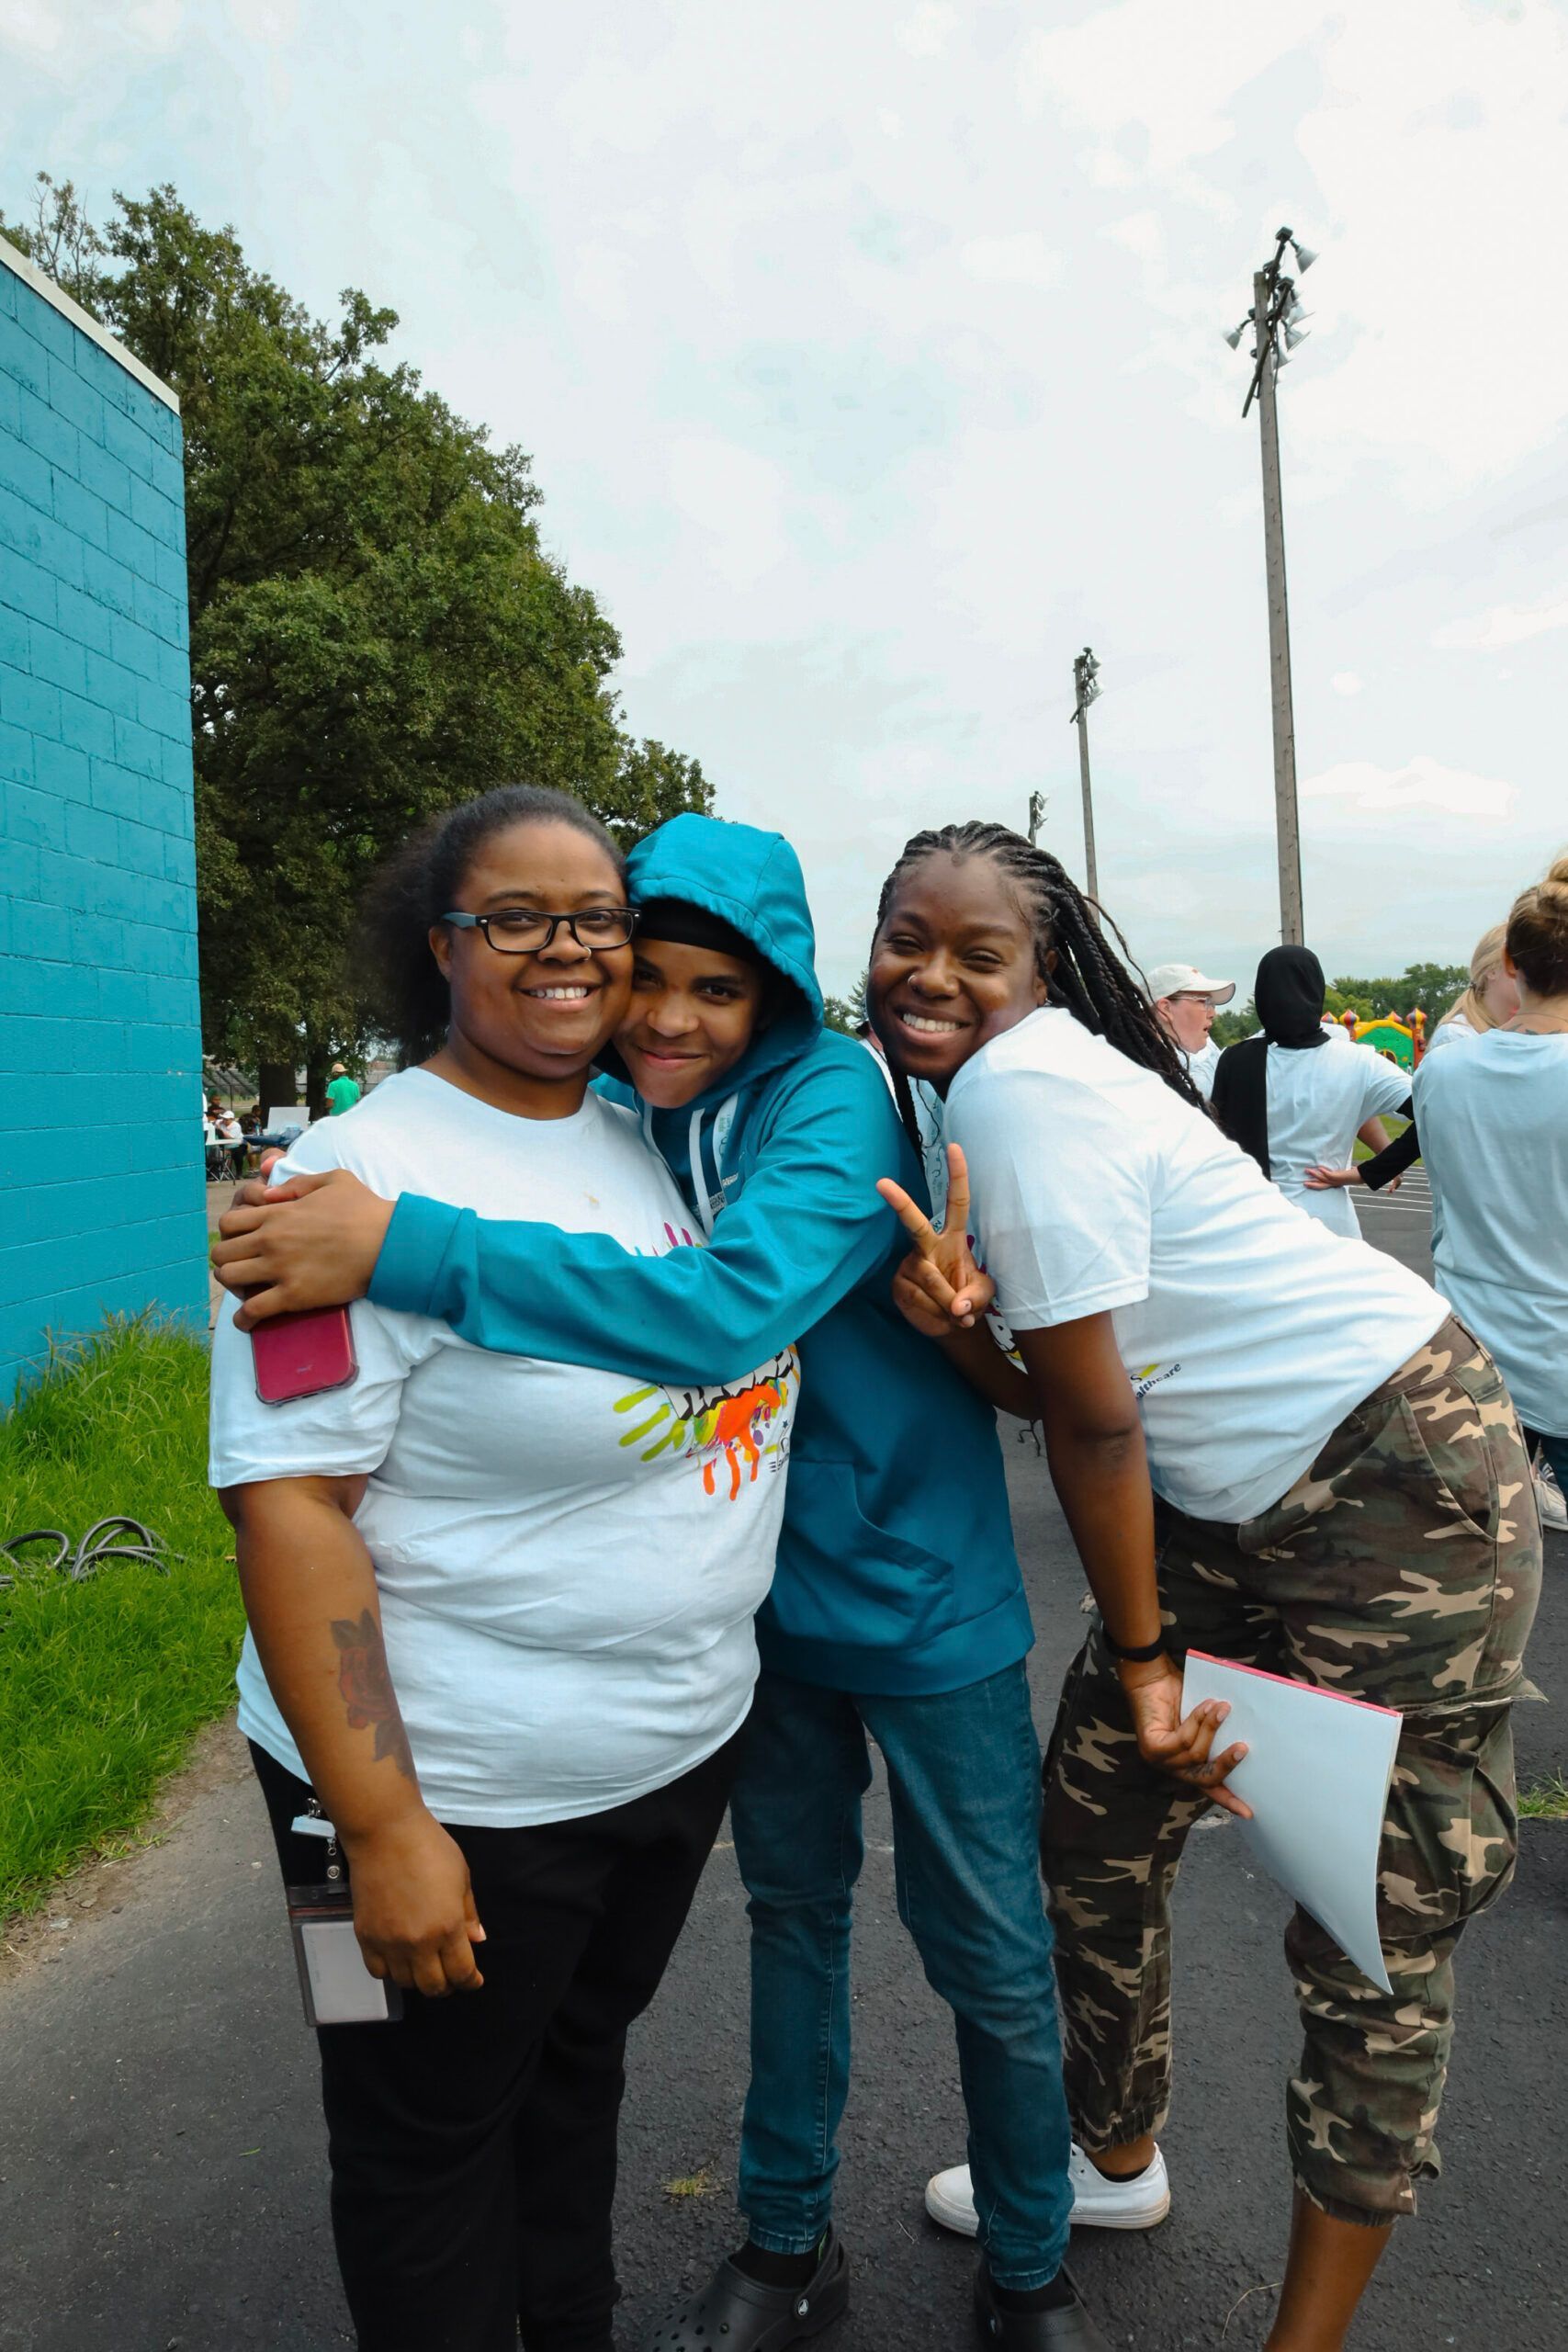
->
[4,175,711,1102]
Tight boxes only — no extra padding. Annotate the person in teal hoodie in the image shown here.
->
[213,808,1110,2352]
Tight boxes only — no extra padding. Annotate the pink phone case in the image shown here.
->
[252,1307,358,1405]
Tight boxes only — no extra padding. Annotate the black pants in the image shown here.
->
[251,1731,741,2352]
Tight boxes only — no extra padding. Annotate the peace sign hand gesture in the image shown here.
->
[876,1144,997,1340]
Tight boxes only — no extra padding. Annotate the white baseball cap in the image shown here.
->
[1144,961,1235,1005]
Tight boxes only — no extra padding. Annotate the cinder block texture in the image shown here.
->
[1,250,207,1402]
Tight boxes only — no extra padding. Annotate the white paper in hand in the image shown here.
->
[1181,1651,1401,1994]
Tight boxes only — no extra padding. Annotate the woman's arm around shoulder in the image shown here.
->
[215,1037,908,1387]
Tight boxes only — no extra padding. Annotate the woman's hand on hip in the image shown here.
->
[1116,1656,1252,1819]
[338,1810,488,1996]
[877,1144,996,1331]
[211,1168,396,1329]
[1303,1163,1364,1191]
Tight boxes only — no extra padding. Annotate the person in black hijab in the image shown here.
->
[1211,944,1328,1175]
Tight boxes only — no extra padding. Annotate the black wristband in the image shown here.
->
[1103,1631,1168,1663]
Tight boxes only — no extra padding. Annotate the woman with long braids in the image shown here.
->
[214,810,1114,2352]
[871,822,1540,2352]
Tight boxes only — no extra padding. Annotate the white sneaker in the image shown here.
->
[925,2143,1171,2237]
[1536,1467,1567,1532]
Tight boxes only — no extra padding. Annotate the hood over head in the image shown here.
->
[1254,944,1327,1051]
[608,812,823,1110]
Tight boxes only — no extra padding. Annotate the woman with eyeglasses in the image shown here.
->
[214,808,1109,2351]
[209,786,798,2352]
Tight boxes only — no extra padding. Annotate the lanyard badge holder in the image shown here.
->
[286,1799,403,2028]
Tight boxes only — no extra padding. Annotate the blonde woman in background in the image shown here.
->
[1423,923,1520,1057]
[1416,857,1568,1511]
[1304,907,1562,1524]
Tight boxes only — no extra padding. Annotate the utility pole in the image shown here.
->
[1252,266,1303,945]
[1228,227,1315,946]
[1070,647,1100,903]
[1027,790,1045,847]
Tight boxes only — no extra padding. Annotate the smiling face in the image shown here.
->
[428,819,634,1114]
[615,937,766,1110]
[868,850,1049,1094]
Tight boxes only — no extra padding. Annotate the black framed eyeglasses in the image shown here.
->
[442,908,638,955]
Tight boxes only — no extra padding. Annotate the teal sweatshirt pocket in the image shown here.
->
[764,1461,953,1650]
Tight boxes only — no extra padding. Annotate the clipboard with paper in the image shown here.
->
[1180,1651,1402,1994]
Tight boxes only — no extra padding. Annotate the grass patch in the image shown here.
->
[1353,1114,1416,1166]
[0,1316,241,1917]
[1519,1773,1568,1822]
[662,2166,719,2199]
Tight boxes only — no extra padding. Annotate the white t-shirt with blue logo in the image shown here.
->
[946,1010,1444,1525]
[209,1069,798,1826]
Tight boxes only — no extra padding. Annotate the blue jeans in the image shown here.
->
[730,1664,1074,2292]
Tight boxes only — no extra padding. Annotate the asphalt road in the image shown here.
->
[2,1192,1562,2352]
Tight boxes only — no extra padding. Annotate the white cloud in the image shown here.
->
[1330,672,1363,696]
[898,4,957,59]
[1021,0,1295,172]
[957,232,1061,289]
[226,0,297,39]
[664,436,791,594]
[125,0,182,46]
[1302,755,1517,822]
[6,0,1565,988]
[0,0,64,53]
[1433,593,1568,651]
[1104,211,1164,266]
[1022,0,1568,501]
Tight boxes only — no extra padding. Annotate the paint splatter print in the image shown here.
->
[613,1350,799,1501]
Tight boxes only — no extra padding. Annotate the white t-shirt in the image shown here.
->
[209,1069,799,1826]
[1416,1030,1568,1437]
[1422,1011,1475,1058]
[945,1010,1445,1525]
[1183,1037,1221,1098]
[1264,1040,1412,1237]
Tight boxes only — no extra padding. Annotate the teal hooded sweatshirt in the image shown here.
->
[368,813,1032,1695]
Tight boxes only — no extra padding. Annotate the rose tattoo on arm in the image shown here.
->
[331,1609,417,1782]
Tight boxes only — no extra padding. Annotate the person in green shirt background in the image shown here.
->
[325,1063,361,1115]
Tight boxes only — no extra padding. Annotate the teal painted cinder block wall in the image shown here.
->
[0,243,207,1404]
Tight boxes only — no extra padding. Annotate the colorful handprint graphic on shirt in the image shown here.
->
[612,1349,799,1501]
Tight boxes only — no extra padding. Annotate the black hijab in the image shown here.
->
[1212,945,1327,1176]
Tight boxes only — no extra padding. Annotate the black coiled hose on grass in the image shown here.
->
[0,1517,176,1596]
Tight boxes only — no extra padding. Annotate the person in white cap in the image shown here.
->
[1144,963,1235,1100]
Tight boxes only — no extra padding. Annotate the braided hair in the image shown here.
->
[872,820,1206,1148]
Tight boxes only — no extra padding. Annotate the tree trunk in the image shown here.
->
[256,1061,300,1120]
[304,1047,330,1125]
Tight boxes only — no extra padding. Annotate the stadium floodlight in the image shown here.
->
[1290,238,1318,272]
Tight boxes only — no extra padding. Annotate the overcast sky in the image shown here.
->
[6,0,1566,994]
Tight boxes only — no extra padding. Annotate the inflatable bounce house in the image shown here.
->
[1349,1009,1425,1069]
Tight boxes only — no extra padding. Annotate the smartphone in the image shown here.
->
[252,1306,358,1405]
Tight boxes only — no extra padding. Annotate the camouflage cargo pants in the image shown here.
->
[1043,1317,1541,2225]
